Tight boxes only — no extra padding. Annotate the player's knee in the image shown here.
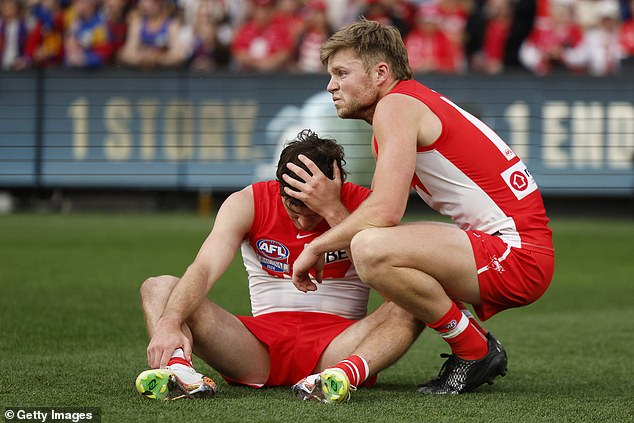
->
[351,228,391,276]
[140,275,178,303]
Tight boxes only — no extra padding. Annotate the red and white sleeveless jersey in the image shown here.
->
[240,180,371,319]
[381,80,553,252]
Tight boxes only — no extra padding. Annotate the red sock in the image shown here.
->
[428,302,488,360]
[332,355,369,387]
[167,348,193,368]
[454,300,488,336]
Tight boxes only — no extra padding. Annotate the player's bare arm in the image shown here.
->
[147,187,254,368]
[383,94,443,149]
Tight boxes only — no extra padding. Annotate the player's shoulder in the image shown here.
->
[341,182,371,202]
[224,184,255,208]
[250,180,280,197]
[378,82,431,114]
[245,180,283,218]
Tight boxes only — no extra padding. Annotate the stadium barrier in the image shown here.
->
[0,69,632,196]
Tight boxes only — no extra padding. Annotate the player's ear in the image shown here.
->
[375,62,390,84]
[332,160,342,182]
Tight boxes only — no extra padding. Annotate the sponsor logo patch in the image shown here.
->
[324,249,349,264]
[500,161,538,200]
[488,257,504,273]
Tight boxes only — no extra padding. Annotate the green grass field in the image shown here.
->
[1,213,633,422]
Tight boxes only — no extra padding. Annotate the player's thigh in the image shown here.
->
[352,222,479,303]
[187,301,270,383]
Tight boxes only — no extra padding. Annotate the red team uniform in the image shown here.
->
[377,80,554,321]
[231,180,371,387]
[231,15,294,71]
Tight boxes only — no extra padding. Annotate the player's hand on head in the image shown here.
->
[283,157,342,216]
[146,317,192,369]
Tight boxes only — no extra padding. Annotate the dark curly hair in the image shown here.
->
[276,129,347,208]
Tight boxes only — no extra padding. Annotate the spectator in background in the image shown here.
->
[576,0,607,29]
[103,0,129,62]
[175,0,235,68]
[276,0,304,41]
[178,0,243,47]
[405,2,459,74]
[64,0,114,68]
[188,0,230,70]
[292,0,332,73]
[391,0,418,33]
[231,0,294,72]
[468,0,513,74]
[361,0,392,26]
[360,0,413,36]
[565,0,624,75]
[519,0,584,75]
[118,0,186,69]
[437,0,469,72]
[448,0,535,73]
[501,0,536,69]
[619,0,634,60]
[0,0,29,70]
[332,0,365,29]
[24,0,65,67]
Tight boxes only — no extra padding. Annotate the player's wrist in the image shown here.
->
[157,313,183,328]
[304,242,322,257]
[321,202,348,226]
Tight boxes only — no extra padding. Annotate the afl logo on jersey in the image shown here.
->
[256,239,289,260]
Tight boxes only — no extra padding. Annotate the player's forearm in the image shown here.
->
[308,196,399,255]
[159,262,211,325]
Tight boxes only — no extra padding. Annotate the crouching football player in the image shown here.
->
[135,129,425,402]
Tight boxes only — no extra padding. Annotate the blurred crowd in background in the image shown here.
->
[1,0,633,76]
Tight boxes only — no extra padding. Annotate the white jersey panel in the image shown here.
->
[413,149,522,248]
[241,241,370,320]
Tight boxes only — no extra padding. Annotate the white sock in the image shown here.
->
[167,348,193,368]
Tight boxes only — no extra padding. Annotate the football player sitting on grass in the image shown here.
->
[135,129,425,403]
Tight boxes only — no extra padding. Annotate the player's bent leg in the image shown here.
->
[138,275,219,400]
[186,300,271,387]
[138,276,269,398]
[317,301,423,372]
[293,302,424,403]
[140,275,181,337]
[350,224,508,394]
[350,223,481,315]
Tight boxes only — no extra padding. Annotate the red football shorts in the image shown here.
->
[226,311,358,387]
[466,230,555,321]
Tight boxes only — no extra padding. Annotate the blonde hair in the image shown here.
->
[320,18,412,80]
